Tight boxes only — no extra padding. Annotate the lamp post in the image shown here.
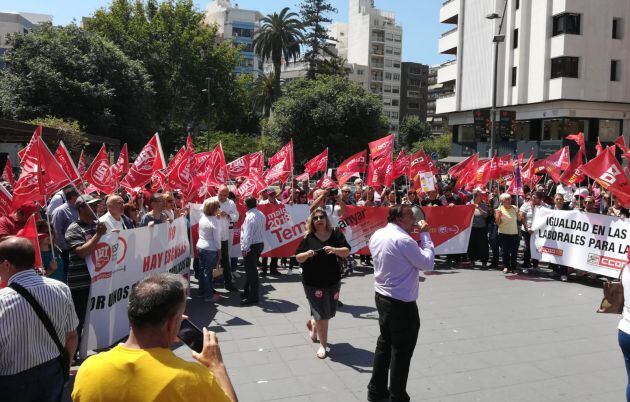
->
[201,77,212,150]
[486,0,508,158]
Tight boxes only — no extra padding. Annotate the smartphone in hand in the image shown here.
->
[177,318,204,353]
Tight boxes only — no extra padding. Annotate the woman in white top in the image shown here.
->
[196,200,222,302]
[619,262,630,401]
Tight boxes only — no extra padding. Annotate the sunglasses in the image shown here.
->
[313,215,326,221]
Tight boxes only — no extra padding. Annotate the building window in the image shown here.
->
[393,62,401,68]
[394,34,402,43]
[511,66,517,86]
[409,78,421,86]
[357,69,364,75]
[552,13,581,36]
[385,59,393,67]
[611,60,621,81]
[384,85,392,93]
[613,18,623,39]
[392,86,400,94]
[513,28,519,49]
[408,102,419,109]
[385,46,393,55]
[233,27,254,38]
[385,72,392,80]
[393,47,401,56]
[515,0,519,10]
[393,73,400,81]
[551,56,579,79]
[408,90,421,97]
[386,33,393,41]
[391,112,399,119]
[392,99,399,107]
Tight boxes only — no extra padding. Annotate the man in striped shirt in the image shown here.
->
[0,236,79,402]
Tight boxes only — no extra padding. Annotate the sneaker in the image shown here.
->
[522,268,529,275]
[560,275,568,282]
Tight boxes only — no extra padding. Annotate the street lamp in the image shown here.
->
[486,2,508,158]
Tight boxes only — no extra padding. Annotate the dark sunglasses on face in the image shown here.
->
[313,215,326,221]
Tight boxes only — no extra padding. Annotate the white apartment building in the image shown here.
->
[330,0,403,133]
[0,12,52,66]
[205,0,263,75]
[437,0,630,157]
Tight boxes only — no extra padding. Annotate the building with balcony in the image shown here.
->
[427,65,454,136]
[437,0,630,158]
[205,0,263,75]
[400,62,428,126]
[329,0,404,134]
[0,12,52,68]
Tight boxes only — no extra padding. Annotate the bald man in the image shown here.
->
[99,195,130,233]
[205,185,239,291]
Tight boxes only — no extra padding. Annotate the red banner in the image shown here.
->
[336,150,367,186]
[304,148,328,176]
[368,134,394,160]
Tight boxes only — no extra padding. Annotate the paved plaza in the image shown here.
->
[65,260,627,401]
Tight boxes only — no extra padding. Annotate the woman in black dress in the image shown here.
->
[295,208,350,359]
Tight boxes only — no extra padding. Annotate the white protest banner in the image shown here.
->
[531,208,629,277]
[81,217,190,355]
[419,172,436,193]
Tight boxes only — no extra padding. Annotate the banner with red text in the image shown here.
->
[80,217,190,356]
[531,208,629,277]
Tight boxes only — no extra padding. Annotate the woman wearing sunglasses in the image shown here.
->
[296,208,350,359]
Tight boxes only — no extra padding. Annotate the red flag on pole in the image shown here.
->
[581,146,630,207]
[236,172,267,198]
[2,158,15,187]
[368,134,394,160]
[227,155,249,179]
[109,143,129,182]
[247,152,265,175]
[304,148,328,176]
[85,145,115,194]
[16,214,42,268]
[313,174,338,190]
[335,150,367,186]
[77,150,86,177]
[559,151,585,186]
[366,155,390,189]
[54,141,81,185]
[263,159,291,185]
[566,132,586,156]
[268,141,293,169]
[541,146,570,182]
[204,144,229,187]
[409,150,433,180]
[448,153,478,178]
[18,125,41,161]
[0,184,12,217]
[392,150,410,179]
[595,137,603,156]
[614,136,629,153]
[121,133,166,191]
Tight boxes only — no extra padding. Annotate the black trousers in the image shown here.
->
[243,243,264,301]
[0,358,64,402]
[368,293,420,402]
[260,257,279,273]
[520,230,538,268]
[220,240,234,286]
[70,287,90,348]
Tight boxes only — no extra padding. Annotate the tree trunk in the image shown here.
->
[273,60,282,102]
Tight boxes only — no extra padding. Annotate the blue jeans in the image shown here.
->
[197,248,219,298]
[619,330,630,401]
[0,358,64,402]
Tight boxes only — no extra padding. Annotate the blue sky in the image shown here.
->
[2,0,449,65]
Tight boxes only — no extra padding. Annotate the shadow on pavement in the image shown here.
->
[329,342,374,373]
[337,303,378,320]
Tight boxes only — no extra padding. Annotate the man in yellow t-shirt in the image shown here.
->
[72,273,237,402]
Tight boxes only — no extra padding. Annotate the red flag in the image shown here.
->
[615,136,629,153]
[392,150,410,179]
[448,153,478,178]
[541,146,570,182]
[384,157,395,188]
[304,148,328,176]
[109,143,129,182]
[366,155,390,189]
[54,141,81,185]
[0,184,12,217]
[236,172,267,198]
[77,150,86,177]
[581,146,630,207]
[2,159,15,187]
[16,214,42,268]
[521,153,534,183]
[268,141,293,169]
[596,137,603,156]
[18,125,41,161]
[150,170,166,192]
[314,174,337,190]
[247,152,265,175]
[335,150,367,186]
[204,144,229,187]
[295,172,309,182]
[85,145,115,194]
[475,159,492,187]
[166,145,194,196]
[566,132,586,156]
[368,134,394,160]
[493,154,513,179]
[227,155,249,178]
[121,134,166,191]
[263,159,291,185]
[559,151,585,186]
[409,150,433,180]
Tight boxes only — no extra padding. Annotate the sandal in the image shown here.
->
[316,346,328,359]
[306,320,318,342]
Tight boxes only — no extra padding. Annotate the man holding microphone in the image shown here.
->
[367,204,435,402]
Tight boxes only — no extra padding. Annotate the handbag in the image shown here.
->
[9,283,71,381]
[597,266,625,314]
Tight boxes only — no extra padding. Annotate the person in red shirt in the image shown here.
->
[0,202,39,240]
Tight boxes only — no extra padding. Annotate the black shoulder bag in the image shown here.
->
[9,283,70,381]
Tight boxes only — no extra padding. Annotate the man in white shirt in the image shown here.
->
[240,197,265,305]
[206,185,239,291]
[368,204,434,402]
[518,191,548,273]
[99,195,128,233]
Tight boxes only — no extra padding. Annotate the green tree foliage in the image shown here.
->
[86,0,248,152]
[249,73,276,118]
[263,75,388,166]
[399,115,432,149]
[299,0,339,79]
[412,132,452,159]
[253,7,303,100]
[0,23,153,148]
[26,116,87,157]
[202,131,281,161]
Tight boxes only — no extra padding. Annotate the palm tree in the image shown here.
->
[253,7,303,101]
[250,73,276,118]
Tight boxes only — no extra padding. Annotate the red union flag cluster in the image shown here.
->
[121,134,166,192]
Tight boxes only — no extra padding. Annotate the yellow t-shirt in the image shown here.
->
[72,345,230,402]
[497,205,518,235]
